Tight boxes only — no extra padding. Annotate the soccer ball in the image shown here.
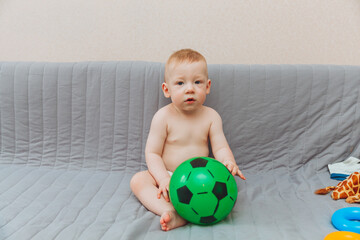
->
[169,157,238,225]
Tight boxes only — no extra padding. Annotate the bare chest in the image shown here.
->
[166,119,211,145]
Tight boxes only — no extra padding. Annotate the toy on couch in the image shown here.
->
[323,207,360,239]
[169,157,238,225]
[331,207,360,234]
[315,172,360,203]
[324,230,360,240]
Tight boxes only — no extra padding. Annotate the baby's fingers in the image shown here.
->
[163,189,170,202]
[157,188,162,199]
[224,162,232,171]
[231,166,239,176]
[237,169,246,180]
[158,187,170,202]
[225,163,236,176]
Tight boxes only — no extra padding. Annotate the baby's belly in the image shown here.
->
[162,145,209,172]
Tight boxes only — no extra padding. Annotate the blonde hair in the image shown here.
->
[164,49,208,82]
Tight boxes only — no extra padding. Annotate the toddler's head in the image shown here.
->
[162,49,211,113]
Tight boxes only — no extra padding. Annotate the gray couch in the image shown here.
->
[0,62,359,240]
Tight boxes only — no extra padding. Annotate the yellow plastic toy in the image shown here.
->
[324,231,360,240]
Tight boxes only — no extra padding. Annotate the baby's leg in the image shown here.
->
[130,170,187,231]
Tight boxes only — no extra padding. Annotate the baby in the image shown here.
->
[130,49,245,231]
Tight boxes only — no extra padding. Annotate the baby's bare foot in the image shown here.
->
[160,210,187,231]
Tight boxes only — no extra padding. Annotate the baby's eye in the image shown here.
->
[195,80,202,84]
[176,81,184,86]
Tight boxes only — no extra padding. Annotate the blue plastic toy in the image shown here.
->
[332,207,360,233]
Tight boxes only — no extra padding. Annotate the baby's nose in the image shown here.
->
[185,83,195,92]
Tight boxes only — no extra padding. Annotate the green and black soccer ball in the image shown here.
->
[169,157,238,225]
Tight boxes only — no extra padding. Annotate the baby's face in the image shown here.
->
[163,61,211,113]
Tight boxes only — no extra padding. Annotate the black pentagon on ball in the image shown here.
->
[212,182,228,200]
[200,216,217,224]
[177,185,193,204]
[190,158,208,168]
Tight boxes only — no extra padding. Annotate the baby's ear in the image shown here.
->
[162,83,171,98]
[206,79,211,94]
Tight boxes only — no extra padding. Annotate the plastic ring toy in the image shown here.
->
[332,207,360,233]
[324,231,360,240]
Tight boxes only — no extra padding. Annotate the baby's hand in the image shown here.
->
[223,160,246,180]
[157,177,171,202]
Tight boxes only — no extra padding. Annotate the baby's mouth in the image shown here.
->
[185,98,196,103]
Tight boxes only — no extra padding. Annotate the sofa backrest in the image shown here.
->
[0,62,359,175]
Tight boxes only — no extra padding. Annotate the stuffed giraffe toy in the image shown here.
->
[315,172,360,203]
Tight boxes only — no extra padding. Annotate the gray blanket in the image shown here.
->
[0,62,360,239]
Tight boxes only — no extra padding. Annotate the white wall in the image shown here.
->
[0,0,359,64]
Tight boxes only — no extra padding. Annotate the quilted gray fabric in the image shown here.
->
[0,62,360,239]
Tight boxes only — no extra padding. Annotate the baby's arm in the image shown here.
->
[209,110,246,180]
[145,109,172,201]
